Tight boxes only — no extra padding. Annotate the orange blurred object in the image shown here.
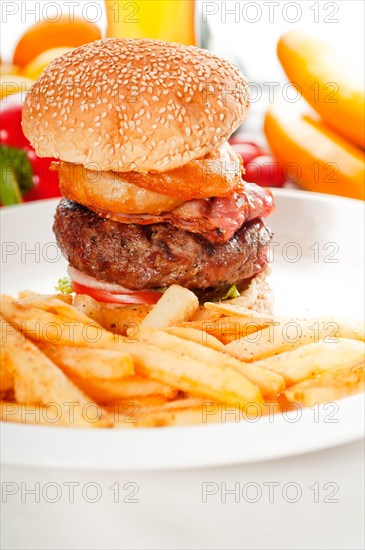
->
[13,16,102,68]
[0,74,35,99]
[23,47,73,80]
[105,0,196,45]
[278,31,365,150]
[0,64,21,76]
[264,103,365,201]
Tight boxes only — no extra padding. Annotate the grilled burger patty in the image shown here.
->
[54,199,272,290]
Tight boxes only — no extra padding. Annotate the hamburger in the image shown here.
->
[22,38,274,305]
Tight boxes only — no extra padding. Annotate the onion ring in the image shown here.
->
[57,162,185,215]
[116,142,243,200]
[57,142,243,215]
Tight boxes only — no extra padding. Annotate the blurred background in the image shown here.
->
[1,0,364,204]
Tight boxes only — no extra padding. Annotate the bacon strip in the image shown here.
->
[95,182,274,243]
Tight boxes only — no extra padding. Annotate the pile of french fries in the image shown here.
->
[0,282,364,429]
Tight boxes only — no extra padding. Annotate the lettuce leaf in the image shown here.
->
[221,284,240,301]
[55,277,73,295]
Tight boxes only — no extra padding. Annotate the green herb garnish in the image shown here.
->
[55,277,73,295]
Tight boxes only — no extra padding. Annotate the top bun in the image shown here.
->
[22,38,250,173]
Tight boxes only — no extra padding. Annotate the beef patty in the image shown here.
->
[54,199,272,290]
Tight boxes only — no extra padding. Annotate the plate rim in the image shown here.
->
[1,394,364,471]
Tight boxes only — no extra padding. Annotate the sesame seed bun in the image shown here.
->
[22,38,250,173]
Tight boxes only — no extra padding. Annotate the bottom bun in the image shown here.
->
[54,199,272,291]
[245,266,274,314]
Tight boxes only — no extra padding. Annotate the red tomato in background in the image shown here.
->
[229,135,285,188]
[230,141,264,166]
[0,94,30,148]
[1,93,61,202]
[245,155,285,188]
[228,134,260,146]
[0,104,30,149]
[23,148,60,201]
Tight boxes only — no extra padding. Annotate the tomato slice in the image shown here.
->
[71,281,162,305]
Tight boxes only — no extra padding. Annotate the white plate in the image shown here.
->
[1,189,364,471]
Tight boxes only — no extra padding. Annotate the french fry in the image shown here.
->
[0,295,13,302]
[73,294,150,334]
[191,306,222,322]
[284,361,365,406]
[2,286,364,429]
[139,285,199,329]
[39,343,134,380]
[126,407,221,428]
[108,396,208,426]
[17,290,39,299]
[0,326,14,397]
[251,338,365,385]
[204,301,275,321]
[225,317,365,362]
[0,299,117,347]
[0,317,112,427]
[113,397,221,428]
[107,395,170,411]
[17,292,73,304]
[0,369,13,398]
[72,294,104,325]
[123,337,263,408]
[71,375,179,402]
[178,316,271,344]
[147,396,211,411]
[233,364,285,398]
[17,294,97,324]
[165,327,225,351]
[138,329,284,398]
